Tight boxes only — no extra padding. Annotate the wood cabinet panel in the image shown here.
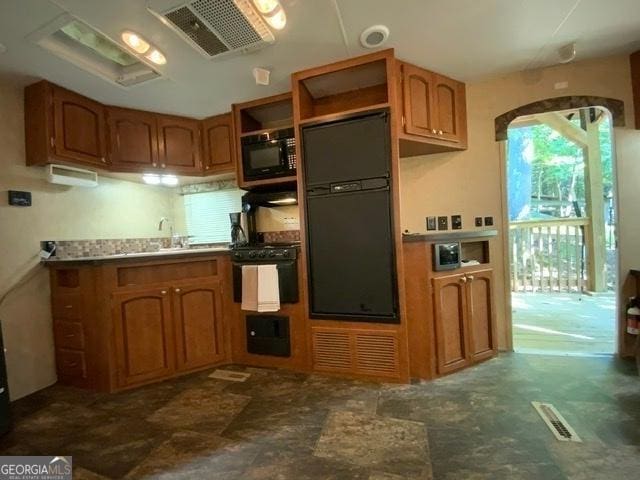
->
[157,116,201,174]
[173,280,225,371]
[402,64,437,138]
[107,108,158,170]
[112,289,175,386]
[466,270,496,362]
[432,273,468,374]
[202,113,235,174]
[53,320,85,350]
[52,86,107,167]
[56,349,87,379]
[433,74,464,143]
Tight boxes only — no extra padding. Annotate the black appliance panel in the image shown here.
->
[241,128,296,181]
[232,257,299,303]
[246,315,290,357]
[306,187,397,321]
[302,112,390,186]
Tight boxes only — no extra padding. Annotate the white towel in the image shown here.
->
[241,265,258,311]
[257,264,280,312]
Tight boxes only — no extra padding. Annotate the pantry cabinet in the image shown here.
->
[25,81,108,168]
[201,113,236,174]
[432,269,496,375]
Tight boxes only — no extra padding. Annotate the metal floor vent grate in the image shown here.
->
[532,401,582,442]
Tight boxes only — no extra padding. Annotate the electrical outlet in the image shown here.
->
[426,216,436,231]
[484,216,494,226]
[475,217,483,227]
[437,216,448,230]
[451,215,462,230]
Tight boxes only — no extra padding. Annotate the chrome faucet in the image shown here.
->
[158,217,178,248]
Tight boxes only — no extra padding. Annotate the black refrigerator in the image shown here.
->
[302,111,399,323]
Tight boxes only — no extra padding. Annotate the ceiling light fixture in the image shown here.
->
[252,0,279,15]
[142,173,161,185]
[252,0,287,30]
[121,30,150,54]
[558,42,577,64]
[145,48,167,65]
[360,25,389,49]
[143,173,179,186]
[161,175,178,186]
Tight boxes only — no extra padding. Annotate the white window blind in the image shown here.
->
[183,189,243,244]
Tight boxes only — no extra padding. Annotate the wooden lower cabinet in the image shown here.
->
[112,288,176,387]
[432,269,496,375]
[172,280,226,371]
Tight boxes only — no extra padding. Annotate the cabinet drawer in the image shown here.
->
[53,321,85,350]
[56,349,87,378]
[52,295,83,320]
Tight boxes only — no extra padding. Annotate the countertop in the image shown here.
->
[402,229,499,242]
[44,246,230,264]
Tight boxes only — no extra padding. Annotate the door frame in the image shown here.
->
[497,106,621,354]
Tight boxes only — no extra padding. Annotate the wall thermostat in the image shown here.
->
[8,190,31,206]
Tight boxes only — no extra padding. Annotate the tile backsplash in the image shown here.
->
[52,237,191,259]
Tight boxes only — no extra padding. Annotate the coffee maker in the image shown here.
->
[228,212,248,249]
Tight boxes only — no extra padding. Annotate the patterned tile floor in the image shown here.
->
[0,353,638,479]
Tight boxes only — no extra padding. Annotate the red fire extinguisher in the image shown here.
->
[626,297,639,335]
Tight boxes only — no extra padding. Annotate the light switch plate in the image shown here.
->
[484,216,494,226]
[437,216,448,230]
[426,216,437,231]
[475,217,483,227]
[451,215,462,230]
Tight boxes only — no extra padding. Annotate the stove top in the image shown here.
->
[231,242,300,250]
[230,243,298,261]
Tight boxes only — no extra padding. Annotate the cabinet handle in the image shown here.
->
[174,288,181,293]
[467,275,475,281]
[438,130,443,135]
[64,361,78,367]
[161,164,166,168]
[160,290,167,295]
[460,276,467,283]
[431,129,437,134]
[101,157,106,163]
[64,334,75,338]
[50,137,55,148]
[64,305,73,309]
[152,162,157,167]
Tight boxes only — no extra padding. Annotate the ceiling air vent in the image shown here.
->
[148,0,275,59]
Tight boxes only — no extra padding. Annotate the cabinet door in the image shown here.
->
[157,116,202,174]
[202,113,236,174]
[107,108,159,171]
[432,74,465,143]
[465,270,496,362]
[402,64,438,139]
[112,288,175,387]
[432,273,469,374]
[172,280,226,371]
[52,86,107,167]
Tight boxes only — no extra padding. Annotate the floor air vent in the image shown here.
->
[532,402,582,442]
[148,0,274,59]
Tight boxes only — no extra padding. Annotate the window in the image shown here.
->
[183,189,244,244]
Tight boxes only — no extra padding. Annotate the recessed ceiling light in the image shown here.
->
[264,7,286,30]
[121,30,150,54]
[145,48,166,65]
[252,0,279,15]
[360,25,389,49]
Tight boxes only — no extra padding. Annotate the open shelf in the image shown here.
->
[295,57,390,122]
[236,93,293,134]
[461,241,490,266]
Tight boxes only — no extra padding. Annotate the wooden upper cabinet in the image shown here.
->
[112,288,175,387]
[402,63,438,139]
[201,113,236,174]
[52,86,108,167]
[432,273,469,375]
[157,116,202,175]
[172,279,225,371]
[465,269,496,362]
[107,107,159,171]
[400,62,467,147]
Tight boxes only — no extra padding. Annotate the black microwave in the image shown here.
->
[433,242,461,271]
[241,127,296,181]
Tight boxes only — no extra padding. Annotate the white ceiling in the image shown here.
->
[0,0,639,119]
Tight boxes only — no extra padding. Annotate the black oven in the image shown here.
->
[241,127,296,181]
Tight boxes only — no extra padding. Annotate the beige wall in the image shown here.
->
[0,78,177,399]
[399,54,640,354]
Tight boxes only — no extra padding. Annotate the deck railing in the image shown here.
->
[509,218,590,292]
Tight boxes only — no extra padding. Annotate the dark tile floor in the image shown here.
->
[0,353,638,479]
